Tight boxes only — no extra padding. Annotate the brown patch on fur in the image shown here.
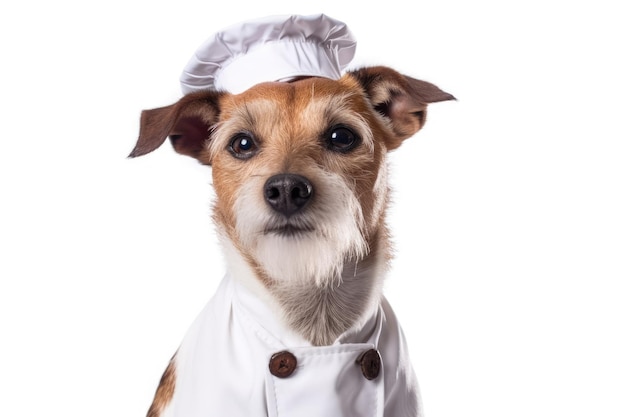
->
[147,356,177,417]
[348,66,456,149]
[129,90,223,161]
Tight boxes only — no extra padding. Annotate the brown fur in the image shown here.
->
[146,356,177,417]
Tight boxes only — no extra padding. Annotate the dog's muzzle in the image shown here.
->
[264,174,313,217]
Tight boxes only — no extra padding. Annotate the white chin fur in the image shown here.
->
[234,171,368,287]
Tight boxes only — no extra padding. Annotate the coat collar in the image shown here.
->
[229,274,384,349]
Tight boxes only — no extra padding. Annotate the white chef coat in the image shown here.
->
[164,275,422,417]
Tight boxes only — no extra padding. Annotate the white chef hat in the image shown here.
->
[180,14,357,94]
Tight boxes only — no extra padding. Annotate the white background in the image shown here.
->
[1,1,624,416]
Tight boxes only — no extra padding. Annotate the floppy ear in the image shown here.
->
[349,66,455,150]
[129,90,223,164]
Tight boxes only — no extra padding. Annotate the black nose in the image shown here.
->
[264,174,313,216]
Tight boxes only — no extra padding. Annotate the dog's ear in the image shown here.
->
[129,91,223,163]
[349,66,455,150]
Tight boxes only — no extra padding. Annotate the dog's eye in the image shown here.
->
[327,126,360,153]
[228,133,258,159]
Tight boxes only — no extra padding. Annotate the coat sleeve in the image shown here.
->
[379,297,424,417]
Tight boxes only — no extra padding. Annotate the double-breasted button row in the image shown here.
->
[268,349,382,380]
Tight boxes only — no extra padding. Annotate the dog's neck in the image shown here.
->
[219,227,389,346]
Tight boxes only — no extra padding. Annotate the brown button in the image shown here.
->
[357,349,382,380]
[269,351,297,378]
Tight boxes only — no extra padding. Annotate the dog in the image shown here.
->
[130,66,454,417]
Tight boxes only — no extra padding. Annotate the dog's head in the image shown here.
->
[131,66,453,289]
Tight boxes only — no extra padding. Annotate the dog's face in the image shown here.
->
[209,76,391,288]
[131,66,454,290]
